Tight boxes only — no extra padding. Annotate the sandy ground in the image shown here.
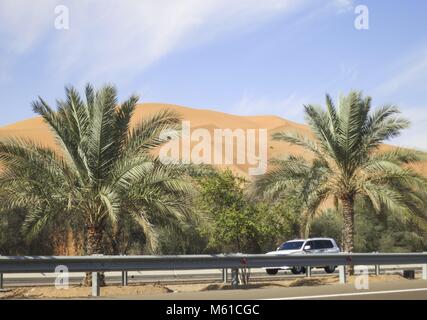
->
[166,274,405,293]
[0,283,172,299]
[1,103,426,179]
[0,274,409,299]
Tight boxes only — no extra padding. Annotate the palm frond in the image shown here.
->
[1,84,198,249]
[125,108,182,154]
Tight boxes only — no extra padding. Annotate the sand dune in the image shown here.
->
[1,103,426,178]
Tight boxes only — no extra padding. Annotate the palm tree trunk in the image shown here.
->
[299,223,309,239]
[83,224,106,286]
[299,227,305,239]
[87,225,103,255]
[341,194,355,275]
[300,211,311,238]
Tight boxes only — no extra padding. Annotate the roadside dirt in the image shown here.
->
[0,283,172,299]
[167,274,405,292]
[0,274,411,299]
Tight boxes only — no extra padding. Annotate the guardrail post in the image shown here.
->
[306,266,312,277]
[422,264,427,280]
[222,268,228,283]
[375,264,380,276]
[339,265,347,284]
[231,268,239,287]
[121,271,128,286]
[372,251,380,276]
[92,272,100,297]
[0,273,3,289]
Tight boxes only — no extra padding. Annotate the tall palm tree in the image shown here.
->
[0,84,196,257]
[255,91,427,256]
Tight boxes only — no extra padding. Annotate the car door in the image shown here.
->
[303,240,318,254]
[312,240,326,253]
[321,240,337,253]
[324,240,340,253]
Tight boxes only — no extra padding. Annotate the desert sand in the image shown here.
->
[0,103,426,178]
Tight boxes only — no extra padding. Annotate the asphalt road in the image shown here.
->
[2,265,420,287]
[116,279,427,300]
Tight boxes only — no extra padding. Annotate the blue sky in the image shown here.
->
[1,0,427,149]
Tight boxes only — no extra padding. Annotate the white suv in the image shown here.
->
[264,238,340,275]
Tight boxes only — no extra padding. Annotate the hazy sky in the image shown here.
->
[1,0,426,150]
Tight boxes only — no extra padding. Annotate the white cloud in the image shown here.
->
[0,0,305,85]
[332,0,354,13]
[375,47,427,97]
[0,0,60,54]
[369,45,427,151]
[0,0,355,85]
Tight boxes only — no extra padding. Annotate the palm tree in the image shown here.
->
[255,91,427,256]
[255,156,326,238]
[0,84,196,259]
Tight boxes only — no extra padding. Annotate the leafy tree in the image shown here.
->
[309,208,342,242]
[197,169,302,254]
[0,209,54,255]
[158,223,208,254]
[197,170,258,253]
[253,200,301,252]
[0,207,81,255]
[353,198,427,252]
[256,91,427,260]
[0,84,196,261]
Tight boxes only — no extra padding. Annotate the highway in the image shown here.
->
[1,265,426,300]
[1,265,421,287]
[116,279,427,300]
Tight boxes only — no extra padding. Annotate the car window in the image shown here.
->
[322,240,334,249]
[311,240,322,249]
[314,240,334,249]
[304,240,313,249]
[279,241,304,250]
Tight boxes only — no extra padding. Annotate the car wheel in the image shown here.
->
[324,266,336,273]
[266,269,279,275]
[291,266,306,274]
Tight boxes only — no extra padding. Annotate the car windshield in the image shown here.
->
[279,241,304,250]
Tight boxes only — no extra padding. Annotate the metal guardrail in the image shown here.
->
[0,253,426,296]
[1,253,427,273]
